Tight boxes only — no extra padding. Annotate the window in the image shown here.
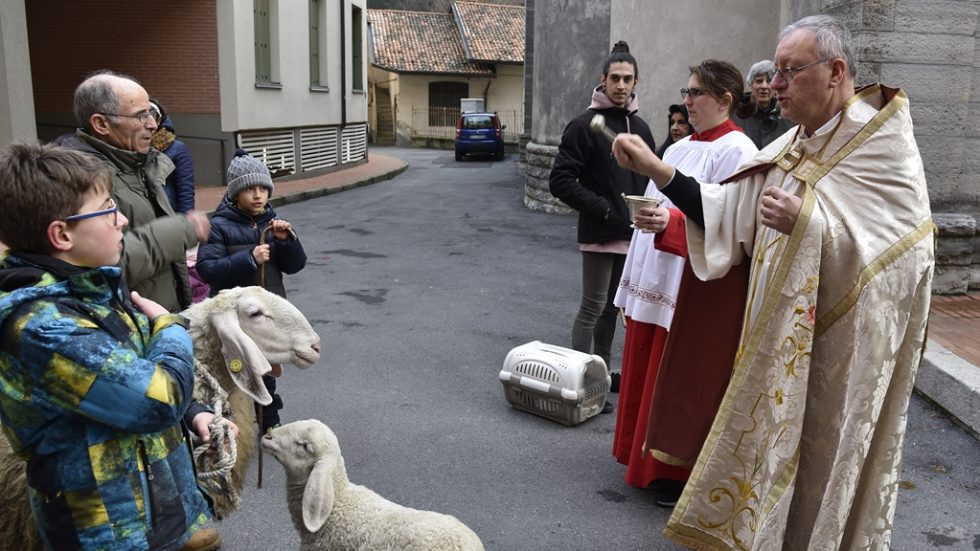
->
[254,0,280,86]
[255,0,271,83]
[351,5,363,91]
[310,0,321,86]
[428,82,468,127]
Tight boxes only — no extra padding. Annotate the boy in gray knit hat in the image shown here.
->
[196,149,307,430]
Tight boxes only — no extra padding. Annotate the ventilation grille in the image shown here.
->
[510,388,561,413]
[239,131,295,176]
[300,127,339,171]
[341,123,367,163]
[514,361,560,384]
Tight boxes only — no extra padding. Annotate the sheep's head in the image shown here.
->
[262,419,341,532]
[186,286,322,405]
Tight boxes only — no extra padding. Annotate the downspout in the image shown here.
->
[340,1,347,125]
[483,77,492,110]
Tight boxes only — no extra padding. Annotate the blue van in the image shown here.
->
[454,112,505,161]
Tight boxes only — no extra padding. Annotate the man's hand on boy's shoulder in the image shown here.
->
[269,219,294,241]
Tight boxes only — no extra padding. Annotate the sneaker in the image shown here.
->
[609,371,621,393]
[179,528,221,551]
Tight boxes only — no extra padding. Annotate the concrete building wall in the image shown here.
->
[612,0,785,128]
[216,0,367,132]
[0,0,36,147]
[529,0,609,145]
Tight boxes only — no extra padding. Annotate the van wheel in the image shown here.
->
[455,151,463,161]
[494,149,504,161]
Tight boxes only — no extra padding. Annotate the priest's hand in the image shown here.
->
[760,186,802,235]
[612,134,674,187]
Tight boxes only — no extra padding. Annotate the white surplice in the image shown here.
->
[613,132,757,328]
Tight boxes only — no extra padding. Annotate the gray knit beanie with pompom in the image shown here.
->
[226,148,274,200]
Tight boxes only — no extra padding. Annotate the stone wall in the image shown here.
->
[523,0,980,293]
[821,0,980,292]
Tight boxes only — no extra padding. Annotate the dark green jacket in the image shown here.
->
[55,130,196,311]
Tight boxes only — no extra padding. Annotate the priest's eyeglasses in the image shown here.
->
[64,199,120,226]
[772,59,829,83]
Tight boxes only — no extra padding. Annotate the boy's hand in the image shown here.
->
[270,219,292,241]
[131,291,169,319]
[252,244,271,265]
[191,411,240,445]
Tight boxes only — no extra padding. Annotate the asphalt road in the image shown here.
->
[215,147,980,550]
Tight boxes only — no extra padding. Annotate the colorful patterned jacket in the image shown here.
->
[0,252,211,550]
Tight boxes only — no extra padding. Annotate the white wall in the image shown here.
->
[216,0,367,133]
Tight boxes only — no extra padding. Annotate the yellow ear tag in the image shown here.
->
[229,359,244,373]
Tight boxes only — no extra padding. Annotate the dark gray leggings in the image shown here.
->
[571,251,625,367]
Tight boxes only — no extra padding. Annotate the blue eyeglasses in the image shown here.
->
[64,198,120,226]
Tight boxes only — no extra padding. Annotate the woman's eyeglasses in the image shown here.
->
[64,199,119,226]
[680,87,707,99]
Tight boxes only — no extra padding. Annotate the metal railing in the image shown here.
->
[410,107,524,143]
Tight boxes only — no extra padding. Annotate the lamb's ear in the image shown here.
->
[210,308,273,405]
[302,459,335,532]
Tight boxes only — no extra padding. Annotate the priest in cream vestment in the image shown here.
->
[613,15,934,551]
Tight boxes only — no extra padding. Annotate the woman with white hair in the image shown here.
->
[733,59,796,148]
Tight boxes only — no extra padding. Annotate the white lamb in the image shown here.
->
[262,419,485,551]
[0,286,321,548]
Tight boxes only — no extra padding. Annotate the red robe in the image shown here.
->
[611,119,747,487]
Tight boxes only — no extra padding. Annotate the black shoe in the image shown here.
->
[601,400,615,414]
[609,371,621,393]
[653,479,686,508]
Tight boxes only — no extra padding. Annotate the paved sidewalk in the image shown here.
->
[193,152,408,213]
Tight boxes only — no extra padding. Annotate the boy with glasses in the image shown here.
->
[0,143,219,550]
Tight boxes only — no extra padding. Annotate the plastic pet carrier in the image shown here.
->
[498,341,610,426]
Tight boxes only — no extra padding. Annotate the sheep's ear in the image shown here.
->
[302,459,335,532]
[210,308,273,405]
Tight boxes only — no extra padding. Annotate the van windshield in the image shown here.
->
[463,116,495,129]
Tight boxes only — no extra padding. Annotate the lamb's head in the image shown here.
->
[184,286,321,404]
[262,419,343,532]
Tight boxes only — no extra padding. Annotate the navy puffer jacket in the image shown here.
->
[195,197,306,298]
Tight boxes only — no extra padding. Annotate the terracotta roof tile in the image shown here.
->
[453,2,525,63]
[367,9,494,75]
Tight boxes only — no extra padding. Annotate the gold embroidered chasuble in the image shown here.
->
[664,85,935,550]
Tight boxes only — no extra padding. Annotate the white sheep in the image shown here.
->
[262,419,485,551]
[0,286,321,548]
[183,286,321,518]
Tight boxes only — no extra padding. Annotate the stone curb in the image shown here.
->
[201,161,409,216]
[915,339,980,438]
